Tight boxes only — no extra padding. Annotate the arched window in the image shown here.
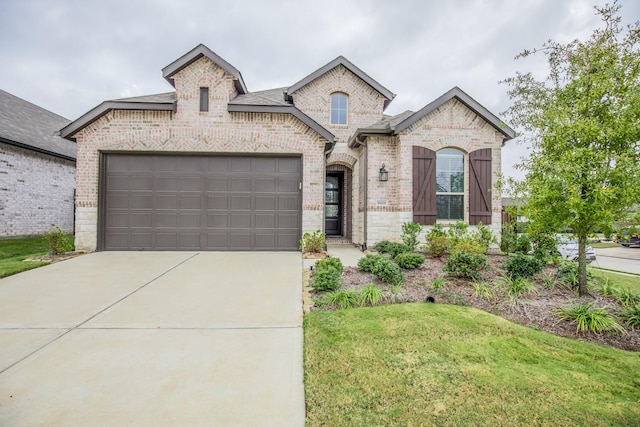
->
[330,93,348,124]
[436,149,464,220]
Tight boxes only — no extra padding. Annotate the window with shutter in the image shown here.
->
[469,148,492,225]
[412,146,437,225]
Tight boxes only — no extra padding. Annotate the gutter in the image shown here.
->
[0,137,76,162]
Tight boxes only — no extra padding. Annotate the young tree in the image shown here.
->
[503,2,640,296]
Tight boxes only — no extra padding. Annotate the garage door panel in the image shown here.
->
[103,154,301,251]
[230,178,251,192]
[255,196,276,210]
[256,178,277,193]
[278,178,298,192]
[256,213,276,229]
[230,196,251,210]
[179,176,201,191]
[230,213,251,228]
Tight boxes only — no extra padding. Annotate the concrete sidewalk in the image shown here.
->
[0,252,304,427]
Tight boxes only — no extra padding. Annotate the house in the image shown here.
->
[0,90,76,237]
[61,44,515,252]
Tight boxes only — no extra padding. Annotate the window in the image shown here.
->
[436,149,464,220]
[330,93,347,124]
[199,87,209,112]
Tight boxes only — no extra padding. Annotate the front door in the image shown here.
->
[325,173,342,236]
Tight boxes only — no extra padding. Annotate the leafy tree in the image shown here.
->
[502,2,640,296]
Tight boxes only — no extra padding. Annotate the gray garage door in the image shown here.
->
[102,154,301,251]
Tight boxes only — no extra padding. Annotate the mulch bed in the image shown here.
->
[313,254,640,352]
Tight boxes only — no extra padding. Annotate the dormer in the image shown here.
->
[285,56,395,142]
[162,44,248,118]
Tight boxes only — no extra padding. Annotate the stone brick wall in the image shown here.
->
[0,143,75,237]
[364,98,504,244]
[291,64,386,144]
[73,56,326,251]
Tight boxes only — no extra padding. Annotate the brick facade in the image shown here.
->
[68,46,510,251]
[0,144,75,237]
[73,57,326,251]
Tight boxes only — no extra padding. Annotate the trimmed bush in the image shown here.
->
[358,254,385,273]
[425,227,449,257]
[373,240,393,253]
[312,256,343,292]
[374,240,412,258]
[443,251,488,280]
[43,227,74,255]
[373,257,404,285]
[395,252,425,269]
[504,253,544,279]
[450,238,486,255]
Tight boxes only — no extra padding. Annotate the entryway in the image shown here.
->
[324,172,342,236]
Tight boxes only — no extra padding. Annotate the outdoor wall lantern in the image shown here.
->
[379,164,389,182]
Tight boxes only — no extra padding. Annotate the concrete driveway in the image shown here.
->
[0,252,304,426]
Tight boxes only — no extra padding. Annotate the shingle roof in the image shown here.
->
[229,87,288,106]
[287,56,395,109]
[0,89,75,160]
[60,92,176,140]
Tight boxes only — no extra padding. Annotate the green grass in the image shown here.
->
[0,237,49,278]
[590,242,621,248]
[304,304,640,426]
[591,268,640,295]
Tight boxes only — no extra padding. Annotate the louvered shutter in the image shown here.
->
[469,148,492,225]
[412,146,436,225]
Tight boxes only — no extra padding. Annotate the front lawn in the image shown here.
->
[0,237,49,278]
[590,268,640,295]
[304,304,640,426]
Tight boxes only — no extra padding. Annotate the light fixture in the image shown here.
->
[379,163,388,182]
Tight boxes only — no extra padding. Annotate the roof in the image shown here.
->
[286,56,395,110]
[228,87,289,106]
[348,87,516,147]
[60,92,176,140]
[162,44,248,94]
[0,89,75,160]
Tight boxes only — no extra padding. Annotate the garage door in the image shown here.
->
[101,154,302,251]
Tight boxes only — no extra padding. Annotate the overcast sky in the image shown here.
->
[1,0,638,180]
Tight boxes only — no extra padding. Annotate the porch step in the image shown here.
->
[326,237,352,245]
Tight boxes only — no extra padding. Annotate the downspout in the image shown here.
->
[363,142,368,252]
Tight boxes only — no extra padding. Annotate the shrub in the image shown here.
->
[43,227,74,255]
[360,284,385,307]
[504,253,544,279]
[500,223,517,253]
[530,232,558,262]
[395,252,425,269]
[515,234,532,254]
[443,251,488,280]
[300,230,325,252]
[387,242,413,258]
[373,257,404,286]
[323,290,361,309]
[357,254,404,285]
[357,254,385,273]
[450,238,486,255]
[556,262,593,288]
[475,222,497,250]
[312,256,343,292]
[497,275,538,304]
[619,304,640,330]
[401,221,423,251]
[425,225,449,256]
[555,302,626,335]
[373,240,393,254]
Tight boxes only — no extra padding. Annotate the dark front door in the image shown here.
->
[325,173,342,236]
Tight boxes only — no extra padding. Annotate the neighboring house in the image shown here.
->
[0,90,76,237]
[61,44,515,252]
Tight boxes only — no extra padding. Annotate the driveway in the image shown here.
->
[0,252,304,426]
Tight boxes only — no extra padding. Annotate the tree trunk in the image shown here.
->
[577,235,588,296]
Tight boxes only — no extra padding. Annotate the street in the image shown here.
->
[591,246,640,275]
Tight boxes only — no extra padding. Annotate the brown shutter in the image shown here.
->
[469,148,492,225]
[412,146,436,225]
